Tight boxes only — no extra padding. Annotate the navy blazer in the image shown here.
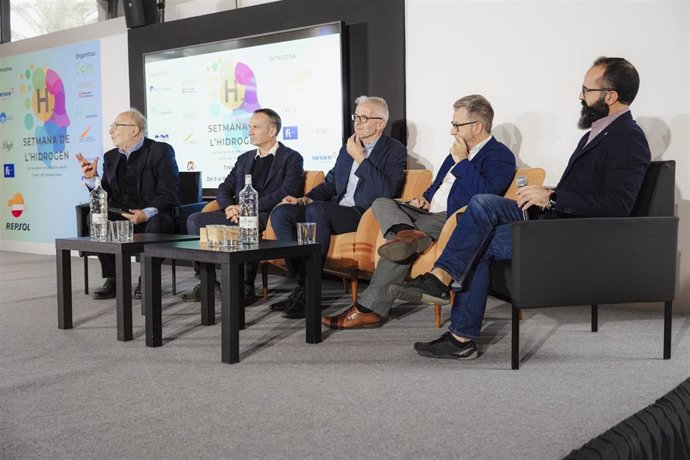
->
[101,138,180,213]
[552,111,651,218]
[423,137,516,216]
[216,142,304,213]
[306,133,407,211]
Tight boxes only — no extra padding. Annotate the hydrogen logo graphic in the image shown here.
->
[283,126,298,140]
[20,65,71,167]
[4,164,14,178]
[207,60,261,148]
[7,192,24,217]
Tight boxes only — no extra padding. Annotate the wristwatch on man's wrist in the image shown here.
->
[548,191,557,210]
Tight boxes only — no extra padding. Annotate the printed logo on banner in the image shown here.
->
[206,60,260,149]
[2,140,13,151]
[7,192,24,217]
[311,151,338,162]
[186,161,196,171]
[0,67,12,73]
[79,125,96,142]
[154,133,169,141]
[182,132,196,145]
[0,112,11,124]
[4,164,14,177]
[20,64,71,167]
[282,126,298,140]
[0,88,15,98]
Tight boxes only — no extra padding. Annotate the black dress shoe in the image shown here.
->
[281,293,306,319]
[132,277,141,300]
[243,284,259,306]
[270,286,303,312]
[92,277,116,300]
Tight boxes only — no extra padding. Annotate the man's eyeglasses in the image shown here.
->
[581,85,613,96]
[451,121,478,130]
[351,114,383,123]
[110,123,137,129]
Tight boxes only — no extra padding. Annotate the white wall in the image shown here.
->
[406,0,690,309]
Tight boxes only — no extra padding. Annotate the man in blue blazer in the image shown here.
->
[392,57,651,360]
[181,108,304,303]
[322,95,516,329]
[270,96,407,319]
[76,109,180,300]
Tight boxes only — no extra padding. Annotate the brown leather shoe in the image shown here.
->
[377,229,432,262]
[321,305,385,329]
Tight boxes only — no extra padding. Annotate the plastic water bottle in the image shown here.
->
[239,174,259,245]
[90,177,108,241]
[515,175,529,220]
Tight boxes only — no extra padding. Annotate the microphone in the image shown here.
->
[515,175,529,220]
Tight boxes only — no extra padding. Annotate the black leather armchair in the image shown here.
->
[76,171,206,294]
[489,161,678,369]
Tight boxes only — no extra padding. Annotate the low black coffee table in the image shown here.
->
[56,234,199,341]
[141,240,321,364]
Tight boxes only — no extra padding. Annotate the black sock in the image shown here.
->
[356,303,373,313]
[389,224,415,235]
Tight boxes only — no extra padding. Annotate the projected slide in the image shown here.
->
[144,23,344,189]
[0,40,102,244]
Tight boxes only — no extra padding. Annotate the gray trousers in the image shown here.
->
[357,197,447,316]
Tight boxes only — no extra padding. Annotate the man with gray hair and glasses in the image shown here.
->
[270,95,407,319]
[76,108,180,300]
[322,95,516,329]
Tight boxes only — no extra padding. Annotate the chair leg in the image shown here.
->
[171,259,177,295]
[261,262,269,301]
[518,309,524,321]
[351,278,358,304]
[664,301,672,359]
[512,306,520,370]
[434,304,442,328]
[591,304,598,332]
[83,255,89,295]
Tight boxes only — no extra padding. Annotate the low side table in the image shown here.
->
[56,234,199,341]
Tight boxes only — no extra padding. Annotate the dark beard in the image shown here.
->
[578,98,609,129]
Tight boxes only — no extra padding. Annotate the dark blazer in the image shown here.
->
[423,137,516,216]
[552,111,651,218]
[216,142,304,213]
[101,137,179,213]
[306,133,407,211]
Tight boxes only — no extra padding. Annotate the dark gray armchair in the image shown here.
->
[76,171,206,294]
[489,160,678,369]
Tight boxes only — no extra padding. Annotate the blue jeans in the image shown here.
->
[434,194,523,340]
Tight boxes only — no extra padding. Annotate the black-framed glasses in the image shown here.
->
[110,123,137,129]
[451,121,478,130]
[351,114,383,123]
[581,85,613,96]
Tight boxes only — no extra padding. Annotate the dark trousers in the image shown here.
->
[270,201,363,283]
[98,211,176,278]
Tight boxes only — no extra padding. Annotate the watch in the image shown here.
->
[548,191,557,209]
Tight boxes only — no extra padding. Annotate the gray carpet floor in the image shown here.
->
[1,250,689,459]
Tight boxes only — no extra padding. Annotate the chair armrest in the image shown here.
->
[202,200,220,213]
[76,203,90,237]
[175,202,207,234]
[510,216,678,308]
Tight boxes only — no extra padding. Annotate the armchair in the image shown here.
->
[488,161,677,369]
[320,169,434,302]
[76,171,205,294]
